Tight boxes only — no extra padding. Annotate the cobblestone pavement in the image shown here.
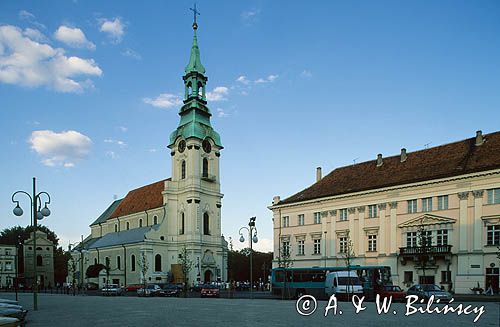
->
[1,293,499,327]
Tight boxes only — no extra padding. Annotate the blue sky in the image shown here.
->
[1,0,499,252]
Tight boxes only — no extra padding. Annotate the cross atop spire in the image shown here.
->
[190,3,200,30]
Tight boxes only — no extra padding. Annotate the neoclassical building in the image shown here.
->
[24,231,54,288]
[72,19,228,288]
[0,244,17,288]
[270,130,500,294]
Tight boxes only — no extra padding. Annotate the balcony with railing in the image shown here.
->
[399,245,452,256]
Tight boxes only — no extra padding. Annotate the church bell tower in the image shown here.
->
[163,9,225,283]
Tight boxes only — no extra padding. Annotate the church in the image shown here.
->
[71,18,228,288]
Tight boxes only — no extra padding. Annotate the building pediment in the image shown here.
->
[398,214,456,228]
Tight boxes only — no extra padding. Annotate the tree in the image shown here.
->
[179,246,193,295]
[276,242,293,299]
[416,219,431,282]
[137,252,149,290]
[341,230,355,301]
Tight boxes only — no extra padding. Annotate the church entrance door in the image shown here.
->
[204,270,212,283]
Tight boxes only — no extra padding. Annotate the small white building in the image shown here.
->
[0,245,17,288]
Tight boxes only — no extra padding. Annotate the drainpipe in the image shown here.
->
[145,210,149,227]
[121,245,127,287]
[96,248,100,264]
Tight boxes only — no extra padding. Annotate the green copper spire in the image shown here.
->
[185,28,206,74]
[168,8,222,149]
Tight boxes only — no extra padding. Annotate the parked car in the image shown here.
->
[0,317,21,327]
[138,284,162,297]
[125,284,144,292]
[190,283,203,292]
[406,284,452,302]
[0,307,27,321]
[101,284,123,296]
[377,285,406,302]
[160,285,180,297]
[0,300,18,306]
[200,284,220,298]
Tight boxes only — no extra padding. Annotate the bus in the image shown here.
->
[271,265,392,300]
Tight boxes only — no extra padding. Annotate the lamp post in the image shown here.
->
[239,216,258,299]
[11,177,51,311]
[15,236,21,302]
[69,237,88,293]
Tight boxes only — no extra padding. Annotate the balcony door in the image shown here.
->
[419,275,435,285]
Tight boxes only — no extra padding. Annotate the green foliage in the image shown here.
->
[228,248,273,282]
[179,246,193,291]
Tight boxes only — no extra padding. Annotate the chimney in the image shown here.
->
[400,148,407,162]
[273,196,281,205]
[376,154,383,167]
[475,130,484,146]
[316,167,322,182]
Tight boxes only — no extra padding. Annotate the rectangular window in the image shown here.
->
[282,241,290,256]
[5,262,12,271]
[441,271,451,283]
[368,205,377,218]
[437,195,449,210]
[422,197,433,212]
[339,237,347,253]
[313,239,321,254]
[298,240,305,255]
[486,225,500,245]
[5,249,11,256]
[339,209,348,221]
[368,235,377,252]
[406,232,417,247]
[404,271,413,283]
[420,231,433,246]
[298,214,305,226]
[282,216,289,228]
[487,188,500,204]
[436,230,448,246]
[313,212,321,224]
[407,199,418,213]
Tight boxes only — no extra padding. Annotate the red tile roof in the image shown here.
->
[279,131,500,205]
[108,179,170,219]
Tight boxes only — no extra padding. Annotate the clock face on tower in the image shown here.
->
[178,140,186,153]
[202,139,211,153]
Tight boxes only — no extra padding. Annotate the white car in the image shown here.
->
[101,284,123,296]
[325,271,364,299]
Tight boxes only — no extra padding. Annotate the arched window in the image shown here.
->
[117,256,121,270]
[180,213,185,235]
[181,160,186,179]
[202,158,209,178]
[126,222,130,230]
[114,224,118,232]
[154,254,161,272]
[131,255,136,272]
[139,219,143,228]
[153,216,158,225]
[36,255,43,266]
[203,213,210,235]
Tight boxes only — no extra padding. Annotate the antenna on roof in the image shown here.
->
[353,158,359,164]
[113,194,118,200]
[424,142,432,149]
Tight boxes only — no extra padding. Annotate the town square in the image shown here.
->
[0,1,499,326]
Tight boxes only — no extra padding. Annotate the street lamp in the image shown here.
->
[239,216,258,299]
[11,177,51,311]
[69,237,88,293]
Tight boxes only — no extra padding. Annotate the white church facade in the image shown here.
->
[71,19,228,288]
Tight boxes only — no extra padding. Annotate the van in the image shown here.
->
[325,271,363,299]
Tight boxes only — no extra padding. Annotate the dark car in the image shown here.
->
[200,284,220,298]
[160,285,180,297]
[406,284,452,302]
[190,283,203,292]
[378,285,406,302]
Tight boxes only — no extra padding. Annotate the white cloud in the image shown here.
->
[148,148,157,153]
[241,9,261,25]
[105,150,118,159]
[206,86,229,101]
[29,130,92,167]
[23,28,48,43]
[143,93,182,109]
[236,75,250,85]
[217,108,229,118]
[117,126,128,132]
[255,74,278,84]
[54,25,95,50]
[301,70,312,78]
[18,10,46,30]
[0,25,102,92]
[104,139,127,147]
[99,18,124,43]
[121,48,141,60]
